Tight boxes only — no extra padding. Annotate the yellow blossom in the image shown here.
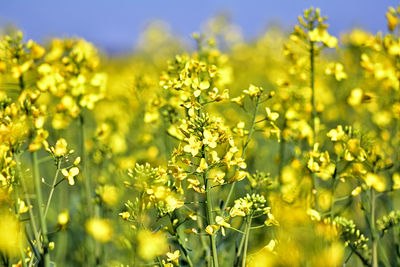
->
[53,138,68,157]
[166,250,180,264]
[137,230,168,260]
[196,158,208,173]
[57,210,69,226]
[365,173,386,192]
[243,84,262,97]
[61,167,79,185]
[203,129,218,148]
[327,125,345,141]
[184,136,202,157]
[265,107,279,121]
[86,218,113,243]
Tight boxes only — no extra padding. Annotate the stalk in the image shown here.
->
[330,164,338,222]
[176,232,194,267]
[13,176,28,267]
[16,154,42,260]
[79,113,93,216]
[370,188,378,267]
[194,193,209,263]
[32,151,50,267]
[205,167,219,267]
[235,218,248,262]
[224,94,261,211]
[43,159,62,219]
[242,215,253,267]
[309,36,320,210]
[277,118,287,184]
[309,38,317,143]
[79,113,97,265]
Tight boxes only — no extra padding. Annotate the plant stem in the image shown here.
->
[176,233,194,267]
[205,168,219,267]
[32,151,50,267]
[16,154,42,256]
[194,193,209,263]
[224,94,261,211]
[309,40,317,143]
[13,175,28,267]
[277,118,287,184]
[309,38,320,210]
[236,219,248,261]
[370,188,378,267]
[43,159,62,219]
[79,113,93,217]
[242,215,252,267]
[330,164,338,222]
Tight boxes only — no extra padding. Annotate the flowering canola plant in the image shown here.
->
[0,5,400,267]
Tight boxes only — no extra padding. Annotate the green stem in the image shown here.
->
[309,41,317,143]
[194,193,209,263]
[330,164,338,222]
[176,233,194,267]
[13,175,28,267]
[236,219,247,260]
[370,188,378,267]
[242,215,252,267]
[32,151,50,267]
[277,118,287,184]
[205,168,219,267]
[43,159,62,219]
[16,154,42,259]
[224,94,261,211]
[79,113,93,217]
[309,39,320,210]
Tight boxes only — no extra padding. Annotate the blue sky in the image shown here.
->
[1,0,398,53]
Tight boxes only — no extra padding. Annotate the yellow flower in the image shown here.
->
[196,158,208,173]
[351,186,362,196]
[307,209,321,221]
[86,218,113,243]
[327,125,345,141]
[231,94,245,106]
[165,195,184,212]
[215,216,230,236]
[243,84,262,97]
[309,28,337,47]
[264,213,279,227]
[229,198,252,217]
[228,170,247,183]
[393,173,400,190]
[17,198,28,214]
[203,129,218,148]
[386,10,399,32]
[57,210,70,226]
[0,214,24,256]
[205,225,218,235]
[265,239,277,252]
[137,230,168,260]
[61,167,79,185]
[166,250,181,264]
[53,138,68,157]
[98,185,118,206]
[184,136,202,157]
[119,211,130,220]
[199,80,210,90]
[209,169,225,184]
[365,173,386,192]
[265,107,279,121]
[325,63,347,81]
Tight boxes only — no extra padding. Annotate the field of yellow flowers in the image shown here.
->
[1,5,400,267]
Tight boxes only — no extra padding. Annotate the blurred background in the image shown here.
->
[1,0,399,54]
